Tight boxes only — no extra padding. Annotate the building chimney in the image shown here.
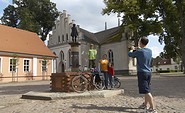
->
[105,22,107,30]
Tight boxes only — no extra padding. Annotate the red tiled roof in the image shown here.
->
[0,24,56,58]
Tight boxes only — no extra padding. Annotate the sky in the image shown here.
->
[0,0,164,58]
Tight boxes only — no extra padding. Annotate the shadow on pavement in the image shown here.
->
[120,75,185,98]
[71,104,140,113]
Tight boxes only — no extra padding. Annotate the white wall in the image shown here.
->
[50,44,71,72]
[100,41,130,70]
[152,64,181,72]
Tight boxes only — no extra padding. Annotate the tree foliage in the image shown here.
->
[103,0,163,45]
[103,0,185,73]
[1,5,19,27]
[1,0,59,41]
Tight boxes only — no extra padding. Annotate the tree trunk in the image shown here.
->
[181,37,185,74]
[178,0,185,74]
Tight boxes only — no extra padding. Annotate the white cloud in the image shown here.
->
[147,35,164,58]
[149,46,162,58]
[50,0,119,32]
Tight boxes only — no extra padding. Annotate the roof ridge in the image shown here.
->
[0,24,37,35]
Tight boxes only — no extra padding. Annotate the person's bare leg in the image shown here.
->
[144,94,148,106]
[145,93,155,109]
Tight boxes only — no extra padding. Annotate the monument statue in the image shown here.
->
[71,24,78,42]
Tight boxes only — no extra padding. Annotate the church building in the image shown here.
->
[48,10,137,75]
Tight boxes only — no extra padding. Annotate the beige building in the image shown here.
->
[0,24,56,83]
[48,10,137,75]
[152,57,183,72]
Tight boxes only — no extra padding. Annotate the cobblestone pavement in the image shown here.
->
[0,74,185,113]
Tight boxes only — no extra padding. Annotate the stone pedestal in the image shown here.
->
[50,42,95,92]
[50,72,93,92]
[68,42,81,71]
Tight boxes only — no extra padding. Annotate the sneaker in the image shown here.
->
[138,103,147,109]
[146,108,157,113]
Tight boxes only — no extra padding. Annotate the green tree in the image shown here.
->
[102,0,185,73]
[1,0,59,41]
[103,0,163,44]
[1,5,19,27]
[158,1,185,73]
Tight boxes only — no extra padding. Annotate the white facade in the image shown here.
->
[152,59,182,72]
[100,41,136,74]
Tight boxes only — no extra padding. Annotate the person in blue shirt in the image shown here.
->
[128,37,157,113]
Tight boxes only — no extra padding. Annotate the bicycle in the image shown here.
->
[113,76,121,88]
[107,76,121,89]
[71,68,105,93]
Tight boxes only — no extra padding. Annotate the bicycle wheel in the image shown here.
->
[93,75,105,90]
[71,75,88,93]
[114,79,121,88]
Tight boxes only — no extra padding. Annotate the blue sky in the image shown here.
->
[0,0,164,58]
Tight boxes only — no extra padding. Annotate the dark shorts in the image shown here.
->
[137,72,151,94]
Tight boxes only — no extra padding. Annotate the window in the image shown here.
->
[175,66,178,69]
[68,49,72,66]
[24,60,29,72]
[10,59,17,72]
[42,60,47,72]
[62,35,64,42]
[60,51,64,61]
[108,50,114,64]
[58,36,60,42]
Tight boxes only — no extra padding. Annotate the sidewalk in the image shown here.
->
[157,72,185,77]
[22,89,124,100]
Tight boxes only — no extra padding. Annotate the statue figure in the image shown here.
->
[71,24,78,42]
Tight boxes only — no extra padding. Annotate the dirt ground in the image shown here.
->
[0,73,184,113]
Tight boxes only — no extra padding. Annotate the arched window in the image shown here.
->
[53,52,57,73]
[60,51,64,61]
[58,36,60,42]
[62,35,64,42]
[68,49,72,66]
[108,50,114,64]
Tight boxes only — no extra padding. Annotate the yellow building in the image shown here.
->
[0,24,56,83]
